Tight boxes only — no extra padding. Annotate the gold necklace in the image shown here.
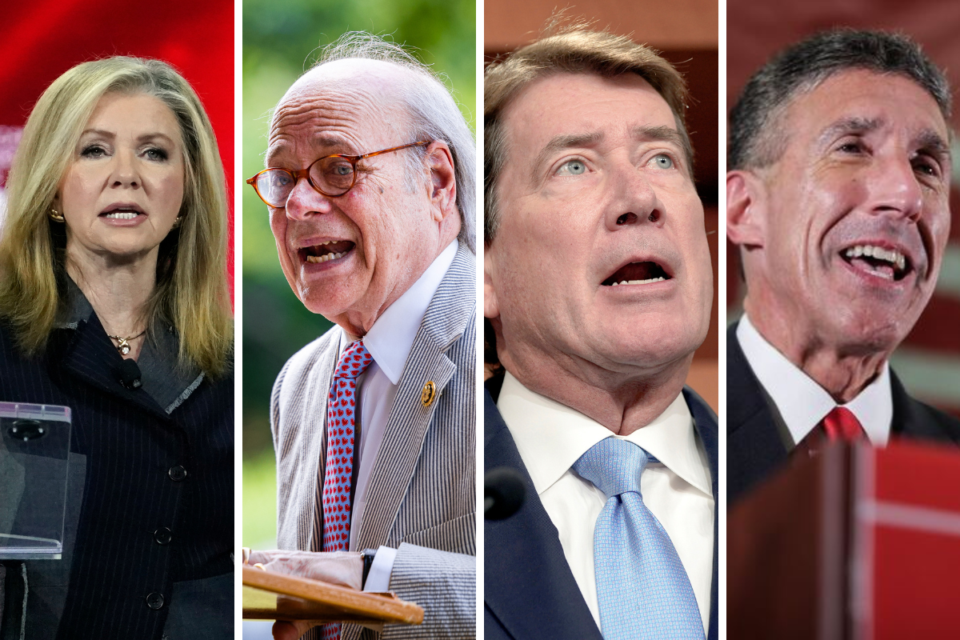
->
[107,330,146,356]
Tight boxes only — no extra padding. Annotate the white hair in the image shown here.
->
[314,32,476,253]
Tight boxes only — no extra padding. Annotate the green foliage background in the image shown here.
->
[242,0,476,549]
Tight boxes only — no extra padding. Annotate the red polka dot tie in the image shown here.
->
[321,340,372,640]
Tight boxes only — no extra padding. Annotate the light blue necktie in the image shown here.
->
[573,437,704,640]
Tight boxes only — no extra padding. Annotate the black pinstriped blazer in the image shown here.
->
[0,293,233,639]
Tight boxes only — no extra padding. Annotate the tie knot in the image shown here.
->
[572,438,652,499]
[334,341,373,380]
[822,406,864,442]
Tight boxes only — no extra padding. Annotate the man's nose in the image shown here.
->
[866,155,924,222]
[604,164,665,230]
[284,175,333,220]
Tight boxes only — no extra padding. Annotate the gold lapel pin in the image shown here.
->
[421,381,437,407]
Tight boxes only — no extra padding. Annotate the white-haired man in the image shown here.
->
[246,33,476,640]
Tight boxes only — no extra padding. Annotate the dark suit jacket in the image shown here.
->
[728,322,960,505]
[0,307,233,639]
[484,383,719,640]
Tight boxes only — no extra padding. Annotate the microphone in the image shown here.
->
[484,467,526,520]
[117,359,143,390]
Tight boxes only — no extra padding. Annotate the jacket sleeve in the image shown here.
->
[384,542,476,639]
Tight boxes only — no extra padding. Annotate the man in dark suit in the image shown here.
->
[483,27,718,640]
[726,29,960,505]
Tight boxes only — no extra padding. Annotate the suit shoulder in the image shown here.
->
[274,327,339,390]
[908,395,960,444]
[270,326,340,431]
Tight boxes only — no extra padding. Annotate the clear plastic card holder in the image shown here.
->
[0,402,72,560]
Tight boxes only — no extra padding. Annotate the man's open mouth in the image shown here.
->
[299,240,355,264]
[840,244,911,281]
[602,261,672,287]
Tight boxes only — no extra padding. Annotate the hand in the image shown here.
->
[244,548,363,590]
[243,549,365,639]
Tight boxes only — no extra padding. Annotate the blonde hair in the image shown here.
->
[0,56,232,377]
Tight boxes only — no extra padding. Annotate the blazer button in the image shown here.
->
[145,592,165,610]
[154,527,173,545]
[168,465,188,482]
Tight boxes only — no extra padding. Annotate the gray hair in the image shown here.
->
[313,32,476,253]
[729,29,952,171]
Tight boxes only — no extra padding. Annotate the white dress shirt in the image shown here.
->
[497,372,714,633]
[737,314,892,446]
[332,240,457,589]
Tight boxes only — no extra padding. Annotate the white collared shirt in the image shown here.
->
[332,240,457,589]
[737,314,892,446]
[497,372,714,633]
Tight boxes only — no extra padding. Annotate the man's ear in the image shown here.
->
[726,169,767,249]
[424,141,457,223]
[483,242,500,320]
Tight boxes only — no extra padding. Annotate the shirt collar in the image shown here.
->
[55,277,95,329]
[54,276,204,414]
[737,314,891,445]
[496,371,712,498]
[361,241,458,384]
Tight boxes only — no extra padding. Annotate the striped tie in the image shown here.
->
[573,437,704,640]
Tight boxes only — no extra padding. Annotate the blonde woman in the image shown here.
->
[0,57,233,638]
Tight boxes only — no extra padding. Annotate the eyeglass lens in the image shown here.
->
[256,156,357,206]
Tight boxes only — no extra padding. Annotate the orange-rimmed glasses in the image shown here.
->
[246,141,430,208]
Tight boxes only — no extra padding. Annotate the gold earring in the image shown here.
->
[49,208,65,223]
[171,216,183,229]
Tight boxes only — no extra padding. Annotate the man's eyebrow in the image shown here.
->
[266,134,356,166]
[816,116,951,165]
[531,131,604,180]
[816,117,882,147]
[915,129,952,166]
[630,125,686,149]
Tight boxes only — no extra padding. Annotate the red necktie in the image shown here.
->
[822,406,865,442]
[321,341,372,640]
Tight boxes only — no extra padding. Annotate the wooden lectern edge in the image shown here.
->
[242,565,424,625]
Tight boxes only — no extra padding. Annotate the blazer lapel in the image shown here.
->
[302,335,339,551]
[56,316,170,423]
[484,391,603,640]
[354,244,475,551]
[727,323,789,504]
[890,369,960,443]
[684,387,719,640]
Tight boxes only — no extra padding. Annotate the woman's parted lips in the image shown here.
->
[99,202,146,218]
